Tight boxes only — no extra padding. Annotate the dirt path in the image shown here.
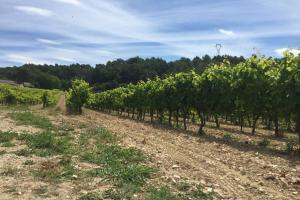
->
[55,95,66,113]
[47,109,299,200]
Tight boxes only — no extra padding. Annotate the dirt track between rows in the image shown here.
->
[49,107,300,200]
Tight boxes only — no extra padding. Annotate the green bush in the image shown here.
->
[42,91,50,108]
[66,80,90,114]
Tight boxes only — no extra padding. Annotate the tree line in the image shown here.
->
[0,55,244,90]
[86,52,300,144]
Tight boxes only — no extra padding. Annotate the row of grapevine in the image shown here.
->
[87,52,300,143]
[0,83,61,106]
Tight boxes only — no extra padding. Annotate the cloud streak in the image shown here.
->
[53,0,81,6]
[15,6,53,17]
[219,29,235,36]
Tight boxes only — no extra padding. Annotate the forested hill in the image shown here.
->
[0,55,244,91]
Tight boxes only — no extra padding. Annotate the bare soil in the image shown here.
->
[45,107,299,200]
[0,100,299,199]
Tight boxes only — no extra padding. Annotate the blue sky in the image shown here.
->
[0,0,299,66]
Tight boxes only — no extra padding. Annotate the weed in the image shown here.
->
[176,182,191,192]
[258,138,270,147]
[78,123,88,129]
[191,186,213,200]
[103,189,123,200]
[78,192,103,200]
[1,141,15,147]
[33,157,76,182]
[83,144,154,192]
[147,187,180,200]
[14,148,34,157]
[24,160,34,165]
[4,186,17,194]
[26,131,70,156]
[33,186,49,197]
[223,133,233,142]
[80,128,117,146]
[82,145,147,167]
[58,124,75,132]
[0,150,7,155]
[286,142,295,153]
[1,165,19,176]
[9,112,53,130]
[0,131,18,143]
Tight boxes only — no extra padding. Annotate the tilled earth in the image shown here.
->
[0,100,299,199]
[52,109,300,200]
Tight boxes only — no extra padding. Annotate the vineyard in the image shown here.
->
[87,52,300,145]
[0,52,300,199]
[0,83,61,106]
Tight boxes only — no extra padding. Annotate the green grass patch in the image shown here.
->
[33,156,76,182]
[258,138,270,147]
[0,150,7,155]
[1,141,15,147]
[16,132,71,157]
[0,131,18,143]
[79,128,117,147]
[78,123,88,129]
[4,186,17,194]
[190,186,213,200]
[78,192,103,200]
[83,144,154,196]
[9,111,53,130]
[33,186,49,197]
[24,160,34,165]
[14,148,34,157]
[147,187,180,200]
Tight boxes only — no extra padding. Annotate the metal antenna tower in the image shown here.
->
[216,44,222,56]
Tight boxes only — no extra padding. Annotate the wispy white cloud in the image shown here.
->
[0,0,299,66]
[4,54,49,64]
[15,6,53,17]
[37,38,61,45]
[275,48,300,56]
[53,0,81,6]
[219,29,235,36]
[54,56,76,62]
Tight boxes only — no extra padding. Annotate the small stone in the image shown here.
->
[82,191,88,195]
[238,185,245,190]
[258,187,264,193]
[172,165,180,169]
[173,175,181,179]
[264,174,276,180]
[17,191,22,195]
[72,174,78,179]
[157,161,162,165]
[291,177,300,185]
[205,187,213,193]
[200,179,206,185]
